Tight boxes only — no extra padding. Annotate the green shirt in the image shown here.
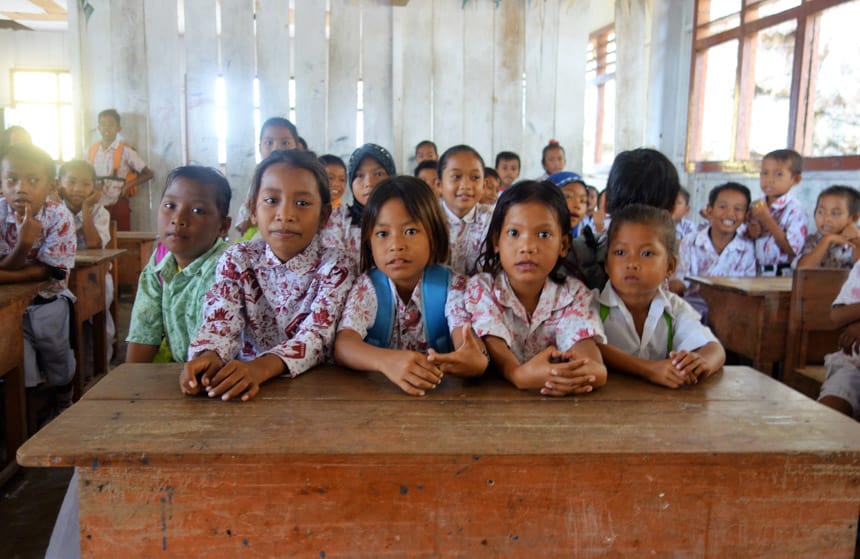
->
[126,238,228,362]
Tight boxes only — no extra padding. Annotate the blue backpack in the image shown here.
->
[365,264,454,353]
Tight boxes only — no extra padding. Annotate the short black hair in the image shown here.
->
[98,109,121,125]
[248,149,330,215]
[495,151,520,168]
[259,117,299,144]
[438,144,485,177]
[414,159,438,176]
[1,143,56,181]
[415,140,437,156]
[59,159,97,184]
[608,203,677,258]
[678,187,690,205]
[484,167,500,181]
[319,153,347,172]
[541,140,565,164]
[163,166,232,218]
[708,182,751,210]
[605,148,680,214]
[818,185,860,216]
[763,149,802,176]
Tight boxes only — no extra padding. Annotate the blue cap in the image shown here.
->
[546,171,584,188]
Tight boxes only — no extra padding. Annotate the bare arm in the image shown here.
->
[0,264,50,284]
[831,302,860,329]
[126,342,160,363]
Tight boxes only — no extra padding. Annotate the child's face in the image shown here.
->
[495,201,569,294]
[352,157,390,206]
[759,157,800,202]
[1,155,53,216]
[259,125,297,159]
[706,189,748,238]
[325,164,347,203]
[417,168,439,195]
[606,222,676,302]
[561,181,588,228]
[255,162,330,262]
[587,188,598,213]
[496,159,520,189]
[481,176,501,205]
[542,147,565,175]
[98,115,120,143]
[59,167,96,213]
[671,194,690,224]
[439,151,484,218]
[415,144,437,165]
[370,198,431,299]
[815,194,857,236]
[158,177,231,269]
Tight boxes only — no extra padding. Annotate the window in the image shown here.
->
[6,69,74,161]
[583,25,616,175]
[688,0,860,171]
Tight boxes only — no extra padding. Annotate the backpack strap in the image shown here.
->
[599,303,673,355]
[421,264,453,353]
[87,142,99,165]
[365,268,395,348]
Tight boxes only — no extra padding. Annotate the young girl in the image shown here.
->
[539,140,566,180]
[319,153,347,208]
[595,204,725,388]
[546,171,588,238]
[181,150,353,401]
[465,181,607,396]
[334,176,488,395]
[436,144,493,275]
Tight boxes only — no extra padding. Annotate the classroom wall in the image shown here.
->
[0,28,69,107]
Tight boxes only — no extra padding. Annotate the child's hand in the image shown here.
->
[746,219,762,239]
[838,323,860,356]
[83,185,102,209]
[841,222,860,243]
[180,351,223,395]
[15,203,42,248]
[427,324,489,377]
[669,350,710,384]
[201,359,264,402]
[642,359,689,388]
[541,348,605,396]
[382,350,444,396]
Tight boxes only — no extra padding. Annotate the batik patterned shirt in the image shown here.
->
[72,205,111,249]
[752,191,808,267]
[442,201,493,276]
[794,231,855,270]
[676,227,757,292]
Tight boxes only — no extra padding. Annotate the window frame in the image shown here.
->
[9,67,74,161]
[585,24,616,169]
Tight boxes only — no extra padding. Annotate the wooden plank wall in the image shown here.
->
[76,0,593,230]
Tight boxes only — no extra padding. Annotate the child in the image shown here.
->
[539,140,566,180]
[319,153,347,208]
[465,181,607,396]
[334,177,488,395]
[747,148,808,275]
[414,159,439,196]
[436,144,493,275]
[181,150,353,401]
[671,183,756,318]
[481,167,501,205]
[87,109,154,231]
[819,260,860,419]
[795,185,860,270]
[415,140,438,164]
[546,171,588,238]
[494,151,521,191]
[673,187,698,240]
[0,144,76,405]
[125,166,232,363]
[596,204,725,388]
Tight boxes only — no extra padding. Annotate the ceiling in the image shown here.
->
[0,0,68,32]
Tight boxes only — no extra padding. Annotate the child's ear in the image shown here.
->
[666,254,678,279]
[318,203,333,232]
[219,216,232,237]
[558,233,570,258]
[792,173,802,186]
[704,206,713,219]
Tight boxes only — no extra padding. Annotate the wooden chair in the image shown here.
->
[782,268,849,398]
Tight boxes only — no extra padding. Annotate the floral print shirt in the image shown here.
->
[72,205,111,249]
[794,231,855,270]
[442,201,493,276]
[752,191,808,267]
[676,227,757,293]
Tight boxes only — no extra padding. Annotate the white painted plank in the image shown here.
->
[294,0,328,152]
[554,0,589,175]
[183,0,219,166]
[492,0,524,169]
[65,2,84,158]
[361,1,394,157]
[462,0,495,166]
[523,0,559,179]
[222,0,257,229]
[431,0,464,155]
[396,0,433,172]
[615,0,650,151]
[327,0,360,160]
[82,1,113,139]
[256,0,292,129]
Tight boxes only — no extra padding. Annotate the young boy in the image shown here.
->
[87,109,154,231]
[414,160,439,196]
[747,148,808,275]
[671,182,756,319]
[481,167,501,205]
[819,260,860,419]
[672,187,698,240]
[415,140,438,164]
[0,144,77,406]
[494,151,521,191]
[547,172,588,237]
[795,185,860,270]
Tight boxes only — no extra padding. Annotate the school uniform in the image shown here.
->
[594,282,718,360]
[752,191,808,269]
[675,218,698,241]
[465,272,604,363]
[89,139,148,207]
[819,260,860,419]
[338,267,469,351]
[189,236,353,375]
[320,203,361,272]
[442,201,493,276]
[794,231,856,269]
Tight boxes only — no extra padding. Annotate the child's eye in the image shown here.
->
[375,171,386,178]
[163,202,176,210]
[27,177,40,185]
[538,231,551,238]
[263,197,277,205]
[295,200,310,207]
[642,250,654,257]
[613,249,625,256]
[191,207,207,215]
[374,230,388,238]
[404,227,419,236]
[505,229,519,237]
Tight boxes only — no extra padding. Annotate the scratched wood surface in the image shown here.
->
[687,275,793,296]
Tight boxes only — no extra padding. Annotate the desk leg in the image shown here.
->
[92,311,107,381]
[73,320,86,402]
[2,364,26,484]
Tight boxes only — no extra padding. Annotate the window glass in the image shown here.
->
[699,40,738,161]
[748,19,796,158]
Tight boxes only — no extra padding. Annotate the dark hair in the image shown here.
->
[259,117,299,144]
[608,203,677,258]
[1,143,56,181]
[414,159,438,176]
[541,140,565,164]
[437,144,485,177]
[163,166,232,218]
[98,109,121,125]
[818,185,860,216]
[478,180,572,284]
[708,182,751,209]
[58,159,97,184]
[763,149,803,176]
[678,187,690,205]
[495,151,520,168]
[415,140,438,156]
[605,148,680,214]
[1,125,31,155]
[484,167,500,181]
[297,137,308,150]
[359,176,449,273]
[248,150,330,216]
[587,185,599,196]
[319,153,347,172]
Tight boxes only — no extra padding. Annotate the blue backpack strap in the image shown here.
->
[421,265,454,353]
[365,268,395,348]
[602,303,674,356]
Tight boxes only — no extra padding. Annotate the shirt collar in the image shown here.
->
[263,235,322,273]
[154,237,228,280]
[769,190,796,210]
[442,200,478,224]
[599,281,671,315]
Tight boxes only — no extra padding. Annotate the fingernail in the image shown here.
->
[222,394,229,401]
[189,381,196,389]
[208,391,215,397]
[585,386,593,392]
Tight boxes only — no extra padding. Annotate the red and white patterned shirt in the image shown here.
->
[71,205,111,249]
[442,201,493,276]
[752,191,808,267]
[676,227,756,292]
[319,204,361,273]
[188,236,353,375]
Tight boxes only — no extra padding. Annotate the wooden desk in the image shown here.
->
[688,275,793,375]
[70,249,126,400]
[18,365,860,557]
[115,231,157,297]
[0,281,46,486]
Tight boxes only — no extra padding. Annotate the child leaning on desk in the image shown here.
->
[594,204,726,389]
[795,185,860,270]
[819,259,860,420]
[181,150,353,402]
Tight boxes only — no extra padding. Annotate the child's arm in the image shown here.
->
[541,338,607,396]
[0,205,42,269]
[183,352,287,401]
[670,341,725,382]
[123,167,154,197]
[0,264,50,284]
[831,302,860,329]
[79,188,106,248]
[797,234,847,269]
[598,342,689,388]
[126,342,160,363]
[426,323,489,377]
[334,329,443,396]
[749,201,796,258]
